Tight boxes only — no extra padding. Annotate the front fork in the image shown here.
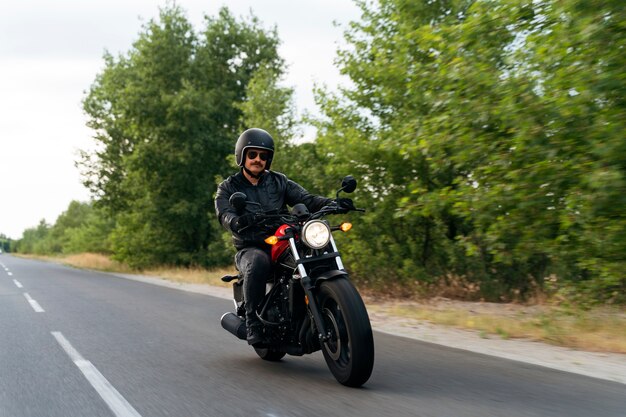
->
[289,236,343,343]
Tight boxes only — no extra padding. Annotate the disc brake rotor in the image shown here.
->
[323,307,342,361]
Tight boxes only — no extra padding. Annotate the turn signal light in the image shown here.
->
[265,236,279,245]
[340,222,352,232]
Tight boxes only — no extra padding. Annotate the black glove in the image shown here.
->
[230,213,256,233]
[336,198,355,213]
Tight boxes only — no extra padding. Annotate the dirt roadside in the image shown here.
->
[112,272,626,385]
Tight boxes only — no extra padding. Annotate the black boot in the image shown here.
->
[246,322,264,346]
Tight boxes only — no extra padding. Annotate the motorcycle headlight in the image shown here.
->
[301,220,331,249]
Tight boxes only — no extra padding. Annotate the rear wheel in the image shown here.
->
[318,278,374,387]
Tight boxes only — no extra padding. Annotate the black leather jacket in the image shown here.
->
[215,170,332,250]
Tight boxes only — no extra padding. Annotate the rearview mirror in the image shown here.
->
[341,175,357,193]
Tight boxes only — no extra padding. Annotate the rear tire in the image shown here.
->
[318,278,374,387]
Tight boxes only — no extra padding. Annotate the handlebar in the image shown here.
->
[237,212,298,233]
[238,205,365,232]
[310,205,365,220]
[235,199,366,233]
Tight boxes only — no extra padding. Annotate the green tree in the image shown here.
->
[44,201,92,253]
[314,0,485,293]
[237,65,297,174]
[16,219,51,254]
[80,5,285,268]
[61,203,114,254]
[315,0,625,302]
[13,202,113,255]
[477,0,626,302]
[0,234,13,253]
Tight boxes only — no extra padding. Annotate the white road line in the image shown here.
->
[23,293,45,313]
[13,279,23,288]
[51,332,142,417]
[7,272,12,276]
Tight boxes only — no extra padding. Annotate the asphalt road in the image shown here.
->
[1,255,624,417]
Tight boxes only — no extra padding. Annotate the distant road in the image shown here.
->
[1,255,624,417]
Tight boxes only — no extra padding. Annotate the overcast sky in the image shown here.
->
[0,0,360,240]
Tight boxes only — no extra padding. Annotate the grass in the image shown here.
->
[366,301,626,353]
[15,252,626,354]
[139,265,235,288]
[17,252,235,287]
[62,253,134,272]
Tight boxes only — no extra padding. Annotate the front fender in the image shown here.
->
[311,269,349,288]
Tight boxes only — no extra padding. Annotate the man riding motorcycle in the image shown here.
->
[214,128,354,345]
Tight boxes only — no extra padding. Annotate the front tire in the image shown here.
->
[318,278,374,387]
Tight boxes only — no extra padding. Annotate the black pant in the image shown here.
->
[235,247,271,327]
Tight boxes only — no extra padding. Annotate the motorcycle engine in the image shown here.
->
[266,304,282,323]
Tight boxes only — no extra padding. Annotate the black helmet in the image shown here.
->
[235,128,275,170]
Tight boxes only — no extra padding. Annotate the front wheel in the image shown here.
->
[318,278,374,387]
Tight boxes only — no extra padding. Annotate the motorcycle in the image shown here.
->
[220,176,375,387]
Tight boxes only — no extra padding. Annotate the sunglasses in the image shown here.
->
[247,150,269,161]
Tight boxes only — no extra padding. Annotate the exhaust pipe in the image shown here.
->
[221,312,246,340]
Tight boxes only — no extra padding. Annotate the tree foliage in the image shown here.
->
[14,202,114,255]
[15,219,52,255]
[0,234,14,253]
[313,0,625,302]
[79,5,284,268]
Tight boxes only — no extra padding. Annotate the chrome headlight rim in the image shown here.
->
[301,220,331,249]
